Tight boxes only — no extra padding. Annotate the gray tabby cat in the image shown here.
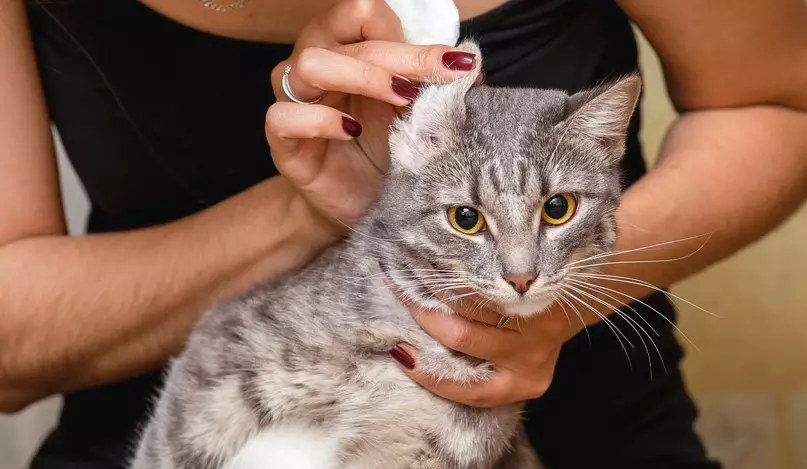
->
[129,39,641,469]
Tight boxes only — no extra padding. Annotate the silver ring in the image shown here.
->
[281,64,321,105]
[496,316,512,329]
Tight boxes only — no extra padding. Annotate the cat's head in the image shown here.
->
[372,41,641,317]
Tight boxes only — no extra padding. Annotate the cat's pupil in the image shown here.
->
[544,196,568,219]
[454,207,479,230]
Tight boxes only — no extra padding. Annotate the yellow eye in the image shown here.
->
[541,193,577,225]
[447,206,486,235]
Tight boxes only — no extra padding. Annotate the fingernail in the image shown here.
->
[442,51,476,71]
[391,76,420,101]
[390,345,415,370]
[341,116,363,138]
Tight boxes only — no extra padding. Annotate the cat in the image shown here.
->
[128,2,642,469]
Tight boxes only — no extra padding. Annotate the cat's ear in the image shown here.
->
[558,75,642,163]
[388,40,483,171]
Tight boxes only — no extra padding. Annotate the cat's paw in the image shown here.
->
[415,343,493,383]
[384,0,460,46]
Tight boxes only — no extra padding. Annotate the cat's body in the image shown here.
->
[132,232,534,469]
[130,2,642,468]
[130,76,640,469]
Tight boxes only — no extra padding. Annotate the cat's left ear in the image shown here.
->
[558,75,642,163]
[388,40,483,171]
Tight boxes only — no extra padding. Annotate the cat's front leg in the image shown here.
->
[411,340,493,384]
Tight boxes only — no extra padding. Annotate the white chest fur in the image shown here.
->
[224,424,341,469]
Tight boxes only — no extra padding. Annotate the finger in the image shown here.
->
[391,346,557,407]
[408,304,520,361]
[272,0,404,102]
[296,0,404,52]
[412,371,517,408]
[390,346,518,408]
[265,102,362,164]
[287,47,416,106]
[449,302,521,331]
[333,41,478,83]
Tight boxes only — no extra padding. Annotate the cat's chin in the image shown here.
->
[500,296,556,318]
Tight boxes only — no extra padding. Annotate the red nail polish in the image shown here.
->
[442,51,476,71]
[341,116,362,138]
[390,345,415,370]
[391,76,420,101]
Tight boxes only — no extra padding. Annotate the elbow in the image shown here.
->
[0,396,35,415]
[0,341,52,414]
[0,381,43,414]
[0,353,52,414]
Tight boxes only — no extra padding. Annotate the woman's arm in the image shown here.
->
[0,1,334,413]
[578,0,807,319]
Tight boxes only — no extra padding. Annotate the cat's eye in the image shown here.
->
[447,206,486,235]
[541,193,577,225]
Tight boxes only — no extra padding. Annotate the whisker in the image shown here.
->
[344,278,468,290]
[563,233,713,268]
[565,282,666,377]
[420,285,472,302]
[565,247,706,271]
[554,292,573,331]
[566,279,659,337]
[513,315,524,334]
[389,279,469,287]
[332,218,407,243]
[561,288,633,369]
[568,272,718,318]
[465,296,493,321]
[340,270,469,281]
[436,292,480,306]
[557,293,591,345]
[566,277,701,352]
[617,221,653,233]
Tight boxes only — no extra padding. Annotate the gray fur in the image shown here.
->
[129,41,640,469]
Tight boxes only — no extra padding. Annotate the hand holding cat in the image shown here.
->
[265,0,478,237]
[393,294,575,408]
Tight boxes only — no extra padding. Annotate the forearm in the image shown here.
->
[0,176,333,411]
[573,105,807,326]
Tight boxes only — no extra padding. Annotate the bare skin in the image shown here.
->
[1,0,806,414]
[137,0,508,43]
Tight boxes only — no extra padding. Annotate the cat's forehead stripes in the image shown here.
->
[480,158,539,196]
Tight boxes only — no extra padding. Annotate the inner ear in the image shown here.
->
[388,40,484,171]
[557,75,642,162]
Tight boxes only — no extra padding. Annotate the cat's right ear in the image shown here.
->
[388,40,483,171]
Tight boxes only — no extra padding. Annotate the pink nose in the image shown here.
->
[503,273,537,295]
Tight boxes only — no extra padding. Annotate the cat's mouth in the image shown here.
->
[379,264,561,318]
[430,283,559,318]
[500,296,556,317]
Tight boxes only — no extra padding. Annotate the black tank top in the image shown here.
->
[24,1,673,468]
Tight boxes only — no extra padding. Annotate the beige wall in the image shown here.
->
[635,31,807,469]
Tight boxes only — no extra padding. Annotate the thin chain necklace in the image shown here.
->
[198,0,249,12]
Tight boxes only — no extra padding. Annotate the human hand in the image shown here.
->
[265,0,478,237]
[391,294,576,408]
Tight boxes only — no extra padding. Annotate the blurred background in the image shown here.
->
[1,28,805,469]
